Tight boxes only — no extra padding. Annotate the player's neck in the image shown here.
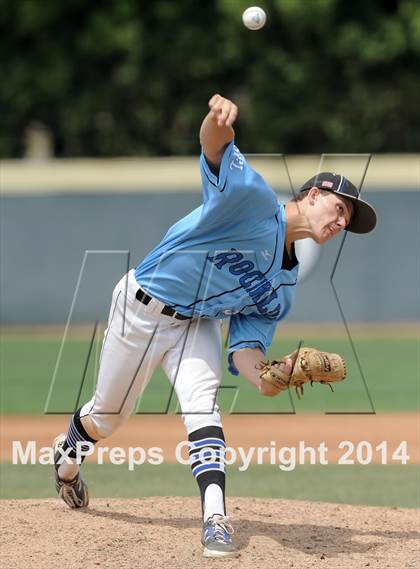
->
[284,201,314,248]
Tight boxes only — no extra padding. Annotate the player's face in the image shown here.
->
[310,192,353,244]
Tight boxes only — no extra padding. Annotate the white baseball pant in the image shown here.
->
[80,270,223,437]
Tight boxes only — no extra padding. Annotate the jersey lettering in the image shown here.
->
[208,251,243,269]
[209,248,281,319]
[239,271,265,289]
[229,260,254,275]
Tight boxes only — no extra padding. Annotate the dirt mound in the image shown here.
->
[1,497,418,569]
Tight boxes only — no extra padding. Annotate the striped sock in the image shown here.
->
[188,426,226,519]
[57,409,97,480]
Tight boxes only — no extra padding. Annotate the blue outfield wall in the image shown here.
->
[0,190,419,324]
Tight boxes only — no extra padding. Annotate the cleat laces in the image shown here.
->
[209,515,234,543]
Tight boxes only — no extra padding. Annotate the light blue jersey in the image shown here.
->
[135,141,299,374]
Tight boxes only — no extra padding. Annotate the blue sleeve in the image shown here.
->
[199,141,235,199]
[227,312,277,376]
[199,141,278,221]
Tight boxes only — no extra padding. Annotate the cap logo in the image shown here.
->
[321,180,334,188]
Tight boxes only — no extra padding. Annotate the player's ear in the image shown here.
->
[307,186,320,204]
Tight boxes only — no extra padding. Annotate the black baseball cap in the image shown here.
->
[299,172,377,234]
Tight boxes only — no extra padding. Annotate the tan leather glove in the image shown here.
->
[258,347,346,398]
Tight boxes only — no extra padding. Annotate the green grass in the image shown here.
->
[1,331,418,414]
[0,463,418,508]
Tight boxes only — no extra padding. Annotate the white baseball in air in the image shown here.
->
[242,6,266,30]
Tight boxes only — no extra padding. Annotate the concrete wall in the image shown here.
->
[1,189,418,323]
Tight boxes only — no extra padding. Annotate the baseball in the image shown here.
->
[242,6,266,30]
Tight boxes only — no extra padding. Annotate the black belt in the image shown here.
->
[135,288,191,320]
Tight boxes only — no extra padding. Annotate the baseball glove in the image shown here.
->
[258,347,346,399]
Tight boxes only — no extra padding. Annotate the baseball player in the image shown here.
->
[53,94,377,557]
